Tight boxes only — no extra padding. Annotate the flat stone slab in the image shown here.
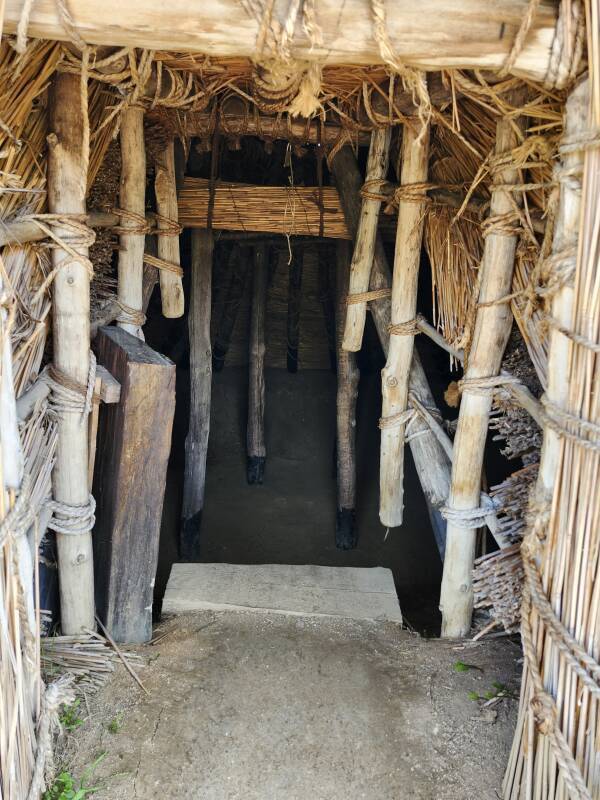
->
[163,563,402,623]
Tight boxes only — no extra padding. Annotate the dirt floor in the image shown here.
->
[61,610,521,800]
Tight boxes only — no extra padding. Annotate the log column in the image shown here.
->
[335,240,360,549]
[343,126,391,351]
[286,247,303,373]
[48,72,95,633]
[117,106,146,339]
[247,244,268,484]
[181,229,214,560]
[155,140,185,318]
[440,101,525,638]
[380,121,430,527]
[331,145,450,552]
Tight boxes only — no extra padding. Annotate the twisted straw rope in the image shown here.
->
[143,252,184,277]
[346,287,391,305]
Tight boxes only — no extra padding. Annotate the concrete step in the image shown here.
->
[163,563,402,623]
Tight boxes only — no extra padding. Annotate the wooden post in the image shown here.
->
[181,229,214,559]
[155,140,185,318]
[47,72,95,633]
[331,145,450,552]
[247,244,268,484]
[117,106,146,339]
[213,245,249,372]
[343,126,391,352]
[380,121,430,528]
[335,240,360,549]
[286,246,303,373]
[439,100,525,638]
[93,326,175,643]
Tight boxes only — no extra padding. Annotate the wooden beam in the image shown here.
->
[439,94,526,639]
[343,127,391,352]
[181,229,213,559]
[212,244,249,372]
[92,326,175,643]
[335,240,360,550]
[247,244,268,484]
[331,144,450,556]
[117,106,146,338]
[48,71,95,634]
[154,141,185,318]
[3,0,567,84]
[380,120,430,528]
[286,247,303,373]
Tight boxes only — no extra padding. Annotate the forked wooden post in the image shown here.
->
[47,72,95,633]
[335,240,360,549]
[117,106,146,339]
[440,100,525,638]
[380,121,430,528]
[247,244,268,484]
[155,140,185,318]
[343,126,391,352]
[181,229,214,560]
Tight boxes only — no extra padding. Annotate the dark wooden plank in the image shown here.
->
[181,229,213,560]
[92,326,175,643]
[247,244,268,484]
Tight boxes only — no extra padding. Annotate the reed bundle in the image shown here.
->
[179,177,351,239]
[504,4,600,792]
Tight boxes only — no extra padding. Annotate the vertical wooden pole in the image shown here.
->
[247,244,268,484]
[331,145,450,551]
[155,140,185,318]
[48,72,95,633]
[181,229,214,560]
[440,101,525,638]
[117,106,145,339]
[380,122,430,527]
[317,247,336,372]
[343,126,391,352]
[335,240,360,549]
[286,246,303,373]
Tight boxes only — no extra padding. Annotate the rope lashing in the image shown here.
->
[458,373,521,397]
[143,252,184,277]
[27,214,95,282]
[0,473,35,549]
[378,396,443,444]
[108,206,152,236]
[114,298,147,328]
[558,128,600,156]
[544,315,600,354]
[378,407,413,431]
[359,178,393,203]
[440,492,498,530]
[47,494,96,536]
[388,318,421,336]
[480,210,522,239]
[153,211,183,237]
[44,351,97,421]
[346,287,391,305]
[498,0,541,77]
[540,395,600,453]
[388,182,436,208]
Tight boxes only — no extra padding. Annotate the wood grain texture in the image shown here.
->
[117,107,145,338]
[439,96,526,638]
[92,326,175,643]
[155,141,185,318]
[181,229,213,560]
[3,0,560,82]
[247,244,268,484]
[380,122,430,528]
[48,72,95,634]
[335,240,360,550]
[343,127,391,352]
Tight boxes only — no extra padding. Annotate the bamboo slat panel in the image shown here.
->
[179,178,351,239]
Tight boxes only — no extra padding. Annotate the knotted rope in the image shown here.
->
[114,298,147,328]
[458,373,521,397]
[108,206,152,236]
[143,252,184,278]
[0,473,35,548]
[43,351,97,421]
[440,492,498,530]
[388,318,421,337]
[47,494,96,536]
